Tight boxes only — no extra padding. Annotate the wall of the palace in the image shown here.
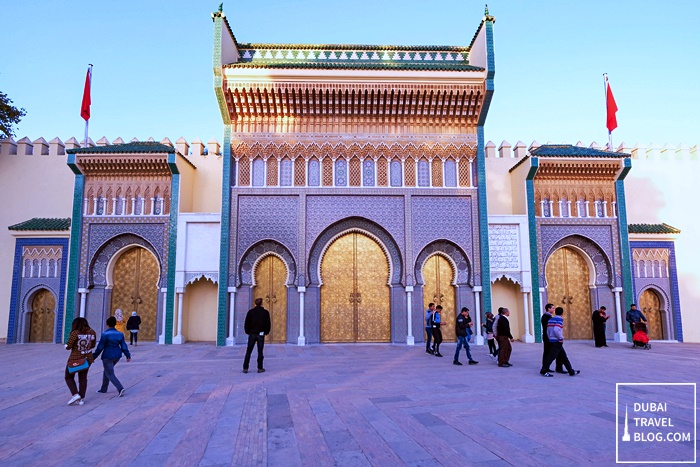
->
[182,278,218,342]
[1,137,697,343]
[491,277,525,338]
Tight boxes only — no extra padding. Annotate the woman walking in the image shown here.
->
[65,317,96,406]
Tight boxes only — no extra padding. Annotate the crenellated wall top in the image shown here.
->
[485,140,698,161]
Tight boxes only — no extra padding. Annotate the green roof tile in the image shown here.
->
[67,142,175,155]
[529,144,630,158]
[628,223,681,234]
[9,218,71,231]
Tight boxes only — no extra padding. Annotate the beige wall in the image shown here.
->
[0,149,74,340]
[187,153,222,213]
[491,278,524,340]
[625,153,699,343]
[182,278,218,342]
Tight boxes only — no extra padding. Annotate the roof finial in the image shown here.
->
[485,4,489,16]
[218,3,223,12]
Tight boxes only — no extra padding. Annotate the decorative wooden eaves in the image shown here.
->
[76,155,173,177]
[220,82,485,124]
[535,159,623,181]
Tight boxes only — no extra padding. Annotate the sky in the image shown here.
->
[3,0,699,148]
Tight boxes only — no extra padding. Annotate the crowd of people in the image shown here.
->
[62,299,650,405]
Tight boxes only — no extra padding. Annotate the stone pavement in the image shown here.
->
[0,340,697,466]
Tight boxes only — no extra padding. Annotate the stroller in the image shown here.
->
[632,323,651,350]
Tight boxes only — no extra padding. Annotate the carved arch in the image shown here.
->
[414,240,471,286]
[89,234,162,288]
[543,235,613,287]
[239,240,297,286]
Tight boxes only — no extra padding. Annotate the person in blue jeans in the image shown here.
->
[425,303,436,354]
[93,316,131,397]
[454,307,478,365]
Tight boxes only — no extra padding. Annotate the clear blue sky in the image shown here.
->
[3,1,698,147]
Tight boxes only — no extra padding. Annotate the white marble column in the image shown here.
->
[539,287,545,341]
[226,287,237,346]
[158,288,168,344]
[173,288,185,344]
[297,286,306,346]
[521,288,535,343]
[405,286,414,345]
[613,287,627,342]
[473,286,483,345]
[78,288,88,318]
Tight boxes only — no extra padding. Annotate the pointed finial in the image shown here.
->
[219,3,223,12]
[485,4,489,15]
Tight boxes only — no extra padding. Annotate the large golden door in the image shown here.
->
[640,289,664,340]
[545,247,592,339]
[112,247,159,340]
[29,289,55,342]
[423,255,456,341]
[320,232,391,342]
[253,255,288,343]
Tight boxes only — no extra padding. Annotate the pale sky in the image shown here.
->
[3,0,698,148]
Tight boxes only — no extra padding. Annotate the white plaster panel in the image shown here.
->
[488,224,520,270]
[185,222,221,271]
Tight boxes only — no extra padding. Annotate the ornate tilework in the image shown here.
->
[414,241,471,286]
[252,158,265,186]
[236,196,299,272]
[363,159,375,186]
[411,196,473,264]
[239,241,297,286]
[280,158,293,186]
[390,160,402,187]
[90,234,162,287]
[307,218,403,286]
[335,159,347,186]
[542,233,613,287]
[444,159,457,187]
[308,159,320,186]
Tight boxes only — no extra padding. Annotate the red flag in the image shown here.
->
[606,80,618,133]
[80,66,92,121]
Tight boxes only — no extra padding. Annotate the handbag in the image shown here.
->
[67,358,90,374]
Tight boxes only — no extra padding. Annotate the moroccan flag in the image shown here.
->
[606,79,618,133]
[80,66,92,121]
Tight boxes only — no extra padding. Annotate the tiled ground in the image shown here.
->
[0,340,697,466]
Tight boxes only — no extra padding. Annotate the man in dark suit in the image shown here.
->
[242,298,271,374]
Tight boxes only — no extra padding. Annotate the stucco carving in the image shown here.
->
[414,241,471,286]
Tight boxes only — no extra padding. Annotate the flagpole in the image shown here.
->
[83,64,93,148]
[603,73,613,150]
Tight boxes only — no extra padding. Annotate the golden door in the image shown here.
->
[29,289,55,343]
[254,255,288,343]
[423,255,456,341]
[545,247,592,340]
[112,247,159,340]
[640,289,663,340]
[320,232,391,342]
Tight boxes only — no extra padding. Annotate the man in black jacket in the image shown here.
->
[243,298,271,374]
[453,307,478,366]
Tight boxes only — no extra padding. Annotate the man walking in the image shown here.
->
[495,307,514,367]
[93,316,131,396]
[541,303,564,373]
[432,305,444,357]
[540,307,580,377]
[625,304,647,333]
[454,307,478,366]
[425,303,435,354]
[243,298,271,374]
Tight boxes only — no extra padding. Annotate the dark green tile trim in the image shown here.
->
[217,126,232,346]
[63,172,84,342]
[477,126,492,316]
[525,158,541,342]
[615,158,634,338]
[165,164,180,344]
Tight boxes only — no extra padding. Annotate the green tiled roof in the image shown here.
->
[9,218,71,231]
[238,43,471,52]
[67,142,175,155]
[628,223,681,234]
[225,61,483,71]
[529,144,630,158]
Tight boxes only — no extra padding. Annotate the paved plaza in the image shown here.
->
[0,339,697,466]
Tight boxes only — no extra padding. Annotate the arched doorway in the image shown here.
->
[29,289,55,342]
[545,247,592,339]
[320,232,390,342]
[639,289,664,340]
[422,255,456,341]
[253,255,288,343]
[111,247,159,341]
